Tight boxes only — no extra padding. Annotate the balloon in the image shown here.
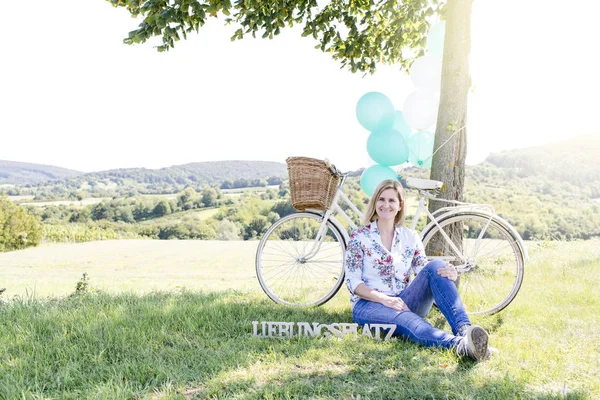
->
[356,92,395,132]
[366,128,409,167]
[392,110,412,139]
[410,56,442,92]
[360,165,398,196]
[407,131,435,168]
[403,90,438,130]
[427,21,446,58]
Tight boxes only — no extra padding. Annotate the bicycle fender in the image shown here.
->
[420,210,529,260]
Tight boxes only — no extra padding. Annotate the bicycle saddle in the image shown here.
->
[405,177,443,191]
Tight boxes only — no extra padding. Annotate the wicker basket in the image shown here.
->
[286,157,341,211]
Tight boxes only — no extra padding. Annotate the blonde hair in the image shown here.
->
[362,179,406,226]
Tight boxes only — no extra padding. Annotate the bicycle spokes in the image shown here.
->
[422,213,524,315]
[256,213,346,306]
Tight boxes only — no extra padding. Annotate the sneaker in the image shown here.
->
[456,325,489,361]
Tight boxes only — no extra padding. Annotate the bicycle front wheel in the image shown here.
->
[422,213,525,315]
[256,212,346,306]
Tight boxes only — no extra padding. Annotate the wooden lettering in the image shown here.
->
[297,322,320,337]
[340,323,358,339]
[267,322,277,337]
[251,321,391,340]
[361,324,373,338]
[323,323,342,338]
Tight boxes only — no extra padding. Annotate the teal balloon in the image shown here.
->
[392,110,412,139]
[360,165,398,196]
[366,128,409,167]
[426,21,446,58]
[408,131,435,169]
[356,92,395,132]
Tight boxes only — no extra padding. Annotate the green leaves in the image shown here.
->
[107,0,447,74]
[0,198,43,252]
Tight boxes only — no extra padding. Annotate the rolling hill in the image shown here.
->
[484,133,600,185]
[3,133,600,203]
[3,134,600,241]
[0,160,83,185]
[1,160,288,198]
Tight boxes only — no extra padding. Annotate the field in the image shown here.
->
[0,240,259,298]
[221,185,280,197]
[6,185,275,209]
[138,208,221,225]
[0,239,599,399]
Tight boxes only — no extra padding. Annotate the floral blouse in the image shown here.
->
[344,221,429,308]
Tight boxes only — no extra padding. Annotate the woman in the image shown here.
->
[344,179,491,360]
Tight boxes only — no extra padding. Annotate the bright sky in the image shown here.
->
[1,0,599,173]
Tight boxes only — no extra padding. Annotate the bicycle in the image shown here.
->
[255,158,527,315]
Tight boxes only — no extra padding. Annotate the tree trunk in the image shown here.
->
[426,0,472,257]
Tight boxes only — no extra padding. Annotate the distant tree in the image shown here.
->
[265,211,280,224]
[133,201,153,221]
[220,179,233,190]
[244,216,269,240]
[0,197,43,252]
[91,202,111,221]
[153,200,172,217]
[250,179,268,187]
[157,223,189,240]
[201,187,218,207]
[217,219,240,240]
[233,178,248,189]
[261,189,278,200]
[69,208,91,223]
[177,187,198,210]
[278,182,289,198]
[115,207,135,223]
[189,220,217,240]
[267,176,282,185]
[271,200,296,219]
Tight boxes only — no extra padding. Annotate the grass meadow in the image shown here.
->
[0,239,599,399]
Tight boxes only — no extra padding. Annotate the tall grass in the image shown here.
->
[42,224,142,244]
[0,239,598,399]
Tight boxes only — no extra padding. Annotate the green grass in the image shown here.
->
[221,185,279,197]
[137,208,221,225]
[0,239,599,399]
[0,240,259,297]
[16,197,111,208]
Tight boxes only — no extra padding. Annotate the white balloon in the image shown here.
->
[410,56,442,92]
[402,90,439,130]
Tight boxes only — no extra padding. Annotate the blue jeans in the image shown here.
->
[352,260,471,349]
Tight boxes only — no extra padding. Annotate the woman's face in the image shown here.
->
[375,188,401,222]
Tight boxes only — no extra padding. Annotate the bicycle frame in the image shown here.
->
[300,174,527,263]
[411,191,495,265]
[300,175,353,260]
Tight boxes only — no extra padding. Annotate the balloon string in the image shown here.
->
[422,125,467,164]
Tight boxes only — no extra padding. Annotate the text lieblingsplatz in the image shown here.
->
[251,321,396,341]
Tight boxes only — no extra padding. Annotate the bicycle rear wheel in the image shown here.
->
[422,213,525,315]
[256,212,346,306]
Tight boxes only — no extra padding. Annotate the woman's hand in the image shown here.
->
[353,283,410,312]
[379,295,411,312]
[437,263,459,281]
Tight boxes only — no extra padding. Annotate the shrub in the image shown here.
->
[217,219,241,240]
[0,197,43,251]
